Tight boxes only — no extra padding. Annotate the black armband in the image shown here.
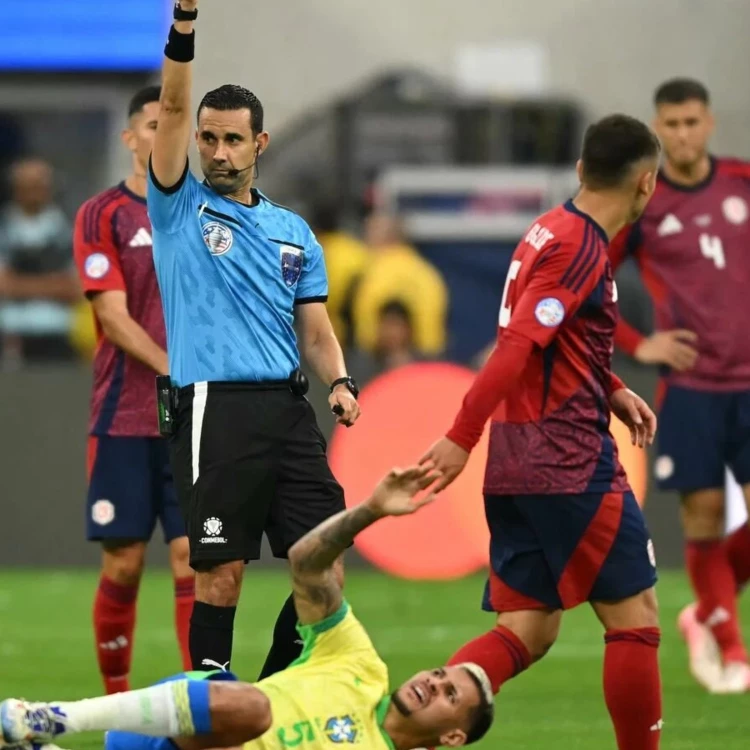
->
[173,3,198,21]
[165,26,195,63]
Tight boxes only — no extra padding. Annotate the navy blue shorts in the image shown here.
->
[655,385,750,492]
[86,436,185,543]
[482,491,657,612]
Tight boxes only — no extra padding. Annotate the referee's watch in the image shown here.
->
[330,376,359,400]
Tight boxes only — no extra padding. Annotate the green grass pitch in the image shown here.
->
[0,569,747,749]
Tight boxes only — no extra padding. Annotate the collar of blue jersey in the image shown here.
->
[200,181,265,209]
[375,696,396,749]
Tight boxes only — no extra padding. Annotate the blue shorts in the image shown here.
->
[105,670,238,750]
[482,491,657,612]
[656,385,750,492]
[86,436,185,543]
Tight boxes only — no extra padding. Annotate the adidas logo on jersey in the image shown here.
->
[129,228,153,247]
[657,214,683,237]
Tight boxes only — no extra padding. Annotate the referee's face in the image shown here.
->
[197,107,268,195]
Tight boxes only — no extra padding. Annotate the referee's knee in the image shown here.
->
[195,561,244,606]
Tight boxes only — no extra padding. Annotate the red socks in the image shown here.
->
[686,540,747,663]
[175,576,195,671]
[604,628,662,750]
[93,576,138,694]
[447,626,531,693]
[726,524,750,591]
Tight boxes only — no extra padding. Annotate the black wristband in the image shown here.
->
[165,26,195,63]
[173,3,198,21]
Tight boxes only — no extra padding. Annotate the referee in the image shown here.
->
[148,0,361,678]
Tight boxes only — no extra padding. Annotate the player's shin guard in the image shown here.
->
[726,524,750,591]
[686,540,747,663]
[174,577,195,671]
[447,626,531,694]
[604,628,662,750]
[257,594,303,680]
[93,577,138,694]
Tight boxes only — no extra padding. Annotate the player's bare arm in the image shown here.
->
[151,1,198,188]
[91,291,169,375]
[634,329,699,371]
[288,465,440,624]
[296,302,361,427]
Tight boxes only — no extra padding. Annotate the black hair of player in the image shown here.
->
[128,85,162,119]
[580,114,661,190]
[654,78,710,107]
[464,668,495,745]
[197,84,264,135]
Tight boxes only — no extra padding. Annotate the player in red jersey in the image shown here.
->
[610,79,750,694]
[421,115,662,750]
[72,87,194,694]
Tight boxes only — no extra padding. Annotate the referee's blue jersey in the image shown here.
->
[147,160,328,388]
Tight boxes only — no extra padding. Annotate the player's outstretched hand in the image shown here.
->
[418,437,469,493]
[367,463,443,517]
[635,329,698,371]
[610,388,657,448]
[329,388,361,428]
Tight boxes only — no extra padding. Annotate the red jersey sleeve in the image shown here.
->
[73,198,126,295]
[608,222,646,356]
[505,238,605,350]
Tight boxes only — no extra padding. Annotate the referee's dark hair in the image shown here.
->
[654,78,710,107]
[580,114,661,190]
[198,84,264,135]
[128,85,162,119]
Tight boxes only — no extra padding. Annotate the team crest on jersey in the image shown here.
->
[534,297,565,327]
[84,253,110,279]
[202,221,234,255]
[324,715,358,744]
[280,246,303,287]
[722,196,748,225]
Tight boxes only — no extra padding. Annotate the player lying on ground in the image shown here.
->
[421,114,663,750]
[610,78,750,694]
[0,465,494,750]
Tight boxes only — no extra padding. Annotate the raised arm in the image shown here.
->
[287,465,440,625]
[151,1,198,189]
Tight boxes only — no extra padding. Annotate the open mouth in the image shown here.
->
[411,682,429,707]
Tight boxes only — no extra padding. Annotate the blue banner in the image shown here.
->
[1,1,170,71]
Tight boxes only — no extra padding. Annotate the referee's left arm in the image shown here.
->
[297,302,360,426]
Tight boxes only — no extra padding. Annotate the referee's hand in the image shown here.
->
[329,386,360,428]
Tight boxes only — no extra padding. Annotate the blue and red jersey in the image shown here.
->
[73,183,166,437]
[611,157,750,392]
[448,200,630,496]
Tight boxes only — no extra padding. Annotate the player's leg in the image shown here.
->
[445,495,563,694]
[1,679,271,749]
[591,589,662,750]
[87,436,156,694]
[169,385,276,672]
[261,397,346,679]
[582,490,661,749]
[154,438,195,672]
[655,385,741,684]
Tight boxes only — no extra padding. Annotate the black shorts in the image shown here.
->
[169,381,345,567]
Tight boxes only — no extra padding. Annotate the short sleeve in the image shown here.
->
[295,232,329,304]
[609,222,642,271]
[508,241,603,349]
[73,200,125,295]
[147,157,201,234]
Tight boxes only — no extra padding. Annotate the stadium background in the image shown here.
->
[2,1,750,748]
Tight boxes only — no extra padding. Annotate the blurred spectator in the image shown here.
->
[0,158,79,365]
[348,300,421,382]
[353,211,448,357]
[310,203,369,348]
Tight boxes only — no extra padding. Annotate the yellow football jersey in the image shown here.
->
[246,601,394,749]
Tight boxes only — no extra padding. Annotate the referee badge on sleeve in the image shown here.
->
[280,246,303,287]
